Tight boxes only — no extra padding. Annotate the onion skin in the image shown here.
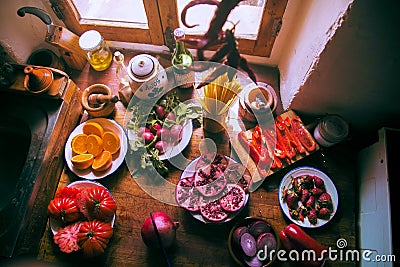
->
[141,212,179,249]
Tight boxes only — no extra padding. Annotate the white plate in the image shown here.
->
[50,180,116,235]
[159,120,193,160]
[127,120,193,161]
[278,166,339,228]
[65,118,128,179]
[180,156,250,224]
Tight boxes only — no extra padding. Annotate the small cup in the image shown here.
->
[202,109,228,133]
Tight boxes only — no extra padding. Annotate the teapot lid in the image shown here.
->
[129,54,156,79]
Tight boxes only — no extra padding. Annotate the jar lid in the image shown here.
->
[79,30,102,51]
[319,115,349,142]
[129,55,155,78]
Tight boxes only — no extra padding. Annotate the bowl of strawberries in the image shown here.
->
[279,166,338,228]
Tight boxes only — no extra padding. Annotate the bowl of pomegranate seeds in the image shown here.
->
[279,166,339,228]
[175,153,251,223]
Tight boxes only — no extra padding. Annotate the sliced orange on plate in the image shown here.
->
[102,131,121,154]
[92,151,113,172]
[86,134,104,157]
[82,121,104,137]
[71,133,88,154]
[71,154,94,170]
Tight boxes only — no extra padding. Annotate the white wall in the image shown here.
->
[287,0,400,133]
[0,0,63,63]
[278,0,354,109]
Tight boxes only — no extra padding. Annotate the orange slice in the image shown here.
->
[86,134,104,157]
[71,154,94,170]
[102,131,121,154]
[92,151,113,172]
[82,121,104,137]
[71,133,88,154]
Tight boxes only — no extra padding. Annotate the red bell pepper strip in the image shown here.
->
[285,118,306,154]
[276,127,297,160]
[291,116,317,152]
[238,131,271,170]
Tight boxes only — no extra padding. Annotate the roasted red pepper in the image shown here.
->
[291,116,317,152]
[279,224,327,266]
[238,130,271,171]
[276,127,297,160]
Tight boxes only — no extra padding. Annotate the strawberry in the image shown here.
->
[286,191,299,209]
[301,175,314,190]
[297,206,307,222]
[289,209,299,220]
[282,188,288,201]
[292,178,300,191]
[307,209,318,225]
[300,189,310,205]
[317,207,331,219]
[306,195,315,209]
[318,192,332,203]
[318,193,333,210]
[311,187,324,197]
[313,175,325,190]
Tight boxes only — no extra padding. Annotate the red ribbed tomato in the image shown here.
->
[48,197,81,223]
[86,186,117,221]
[77,220,113,258]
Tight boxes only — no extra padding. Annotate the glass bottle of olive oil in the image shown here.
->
[79,30,112,71]
[171,28,194,88]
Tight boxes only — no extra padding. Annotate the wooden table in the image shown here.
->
[37,51,356,266]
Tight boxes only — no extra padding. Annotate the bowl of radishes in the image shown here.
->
[228,217,280,267]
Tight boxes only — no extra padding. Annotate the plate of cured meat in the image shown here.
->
[231,110,319,186]
[175,153,252,223]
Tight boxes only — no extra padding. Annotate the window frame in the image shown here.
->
[51,0,287,57]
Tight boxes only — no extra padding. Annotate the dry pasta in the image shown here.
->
[196,72,242,115]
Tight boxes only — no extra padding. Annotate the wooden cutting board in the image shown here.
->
[231,110,319,191]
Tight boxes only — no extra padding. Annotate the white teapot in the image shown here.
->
[127,54,168,100]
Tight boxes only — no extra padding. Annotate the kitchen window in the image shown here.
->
[50,0,287,57]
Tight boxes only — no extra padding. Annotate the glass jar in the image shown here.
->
[313,114,349,147]
[79,30,112,71]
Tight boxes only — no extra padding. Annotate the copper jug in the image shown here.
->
[23,65,54,94]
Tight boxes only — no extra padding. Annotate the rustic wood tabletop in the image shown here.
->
[36,50,356,267]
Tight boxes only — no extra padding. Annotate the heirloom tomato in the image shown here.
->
[48,197,81,223]
[77,220,113,258]
[86,186,117,221]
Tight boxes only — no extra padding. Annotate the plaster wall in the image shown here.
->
[0,0,62,63]
[277,0,353,110]
[288,0,400,133]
